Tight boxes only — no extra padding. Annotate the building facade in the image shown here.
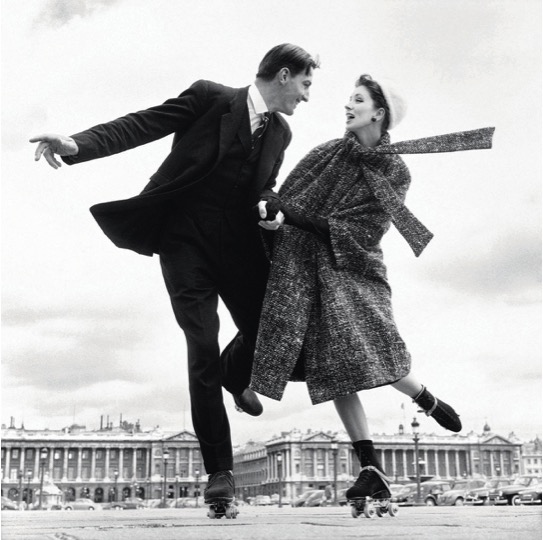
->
[1,418,205,506]
[2,418,533,506]
[234,425,526,502]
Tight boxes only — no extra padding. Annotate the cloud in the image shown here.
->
[33,0,123,28]
[423,229,541,303]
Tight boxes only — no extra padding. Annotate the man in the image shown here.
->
[30,43,318,503]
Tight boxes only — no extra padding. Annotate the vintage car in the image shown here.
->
[391,481,452,506]
[492,476,542,505]
[465,478,513,505]
[517,483,542,505]
[102,497,146,510]
[63,498,102,511]
[291,490,321,507]
[304,490,326,507]
[437,479,487,506]
[1,496,19,510]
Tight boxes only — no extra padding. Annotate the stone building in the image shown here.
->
[1,417,528,506]
[1,416,205,506]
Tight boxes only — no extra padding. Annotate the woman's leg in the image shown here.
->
[392,374,462,433]
[333,394,371,441]
[333,394,390,500]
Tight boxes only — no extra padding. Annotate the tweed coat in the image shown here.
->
[250,128,494,405]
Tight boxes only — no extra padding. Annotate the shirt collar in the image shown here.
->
[248,84,269,116]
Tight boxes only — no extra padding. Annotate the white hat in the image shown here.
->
[377,78,407,130]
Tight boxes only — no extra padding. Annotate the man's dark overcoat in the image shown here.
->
[62,80,291,255]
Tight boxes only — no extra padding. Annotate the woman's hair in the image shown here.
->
[257,43,320,81]
[355,74,390,132]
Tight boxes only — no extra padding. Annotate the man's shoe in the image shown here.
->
[204,471,235,503]
[233,388,263,416]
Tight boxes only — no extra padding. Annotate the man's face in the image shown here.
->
[275,68,313,115]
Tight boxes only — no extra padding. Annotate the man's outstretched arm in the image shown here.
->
[29,133,79,170]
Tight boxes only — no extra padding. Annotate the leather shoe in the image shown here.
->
[233,388,263,416]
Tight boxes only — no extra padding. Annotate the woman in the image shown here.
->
[252,74,494,501]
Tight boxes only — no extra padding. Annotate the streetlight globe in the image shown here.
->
[411,417,420,434]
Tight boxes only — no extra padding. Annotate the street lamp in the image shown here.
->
[331,441,339,506]
[114,470,119,502]
[17,470,23,509]
[38,448,48,510]
[162,449,170,508]
[277,453,283,508]
[26,469,32,506]
[411,417,421,504]
[194,468,200,508]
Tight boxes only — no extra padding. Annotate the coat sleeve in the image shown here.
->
[327,156,411,270]
[62,80,210,165]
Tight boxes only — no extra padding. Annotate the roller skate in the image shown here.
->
[347,466,398,518]
[413,386,462,432]
[204,470,239,519]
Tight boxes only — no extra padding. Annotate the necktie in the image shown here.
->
[252,112,270,146]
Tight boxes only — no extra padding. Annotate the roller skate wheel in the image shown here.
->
[375,505,383,517]
[388,503,399,517]
[207,507,216,519]
[351,504,361,518]
[363,502,376,518]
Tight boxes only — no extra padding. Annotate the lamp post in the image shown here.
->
[194,468,200,508]
[411,417,421,504]
[162,449,170,508]
[26,469,32,506]
[331,441,339,506]
[277,453,283,508]
[114,470,119,502]
[17,470,23,509]
[38,448,48,510]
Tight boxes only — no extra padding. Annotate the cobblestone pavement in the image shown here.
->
[1,505,541,540]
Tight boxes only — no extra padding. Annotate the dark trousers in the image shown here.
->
[159,206,269,473]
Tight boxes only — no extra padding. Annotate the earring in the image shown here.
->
[371,117,377,122]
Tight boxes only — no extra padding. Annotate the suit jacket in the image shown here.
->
[63,80,292,256]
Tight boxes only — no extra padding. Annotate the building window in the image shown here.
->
[12,449,19,459]
[96,450,103,459]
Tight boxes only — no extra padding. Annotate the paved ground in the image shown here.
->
[1,505,541,540]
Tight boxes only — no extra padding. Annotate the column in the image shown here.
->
[76,447,83,481]
[4,447,11,480]
[489,451,495,476]
[145,448,151,479]
[34,447,40,481]
[402,450,408,479]
[62,447,69,481]
[391,449,397,479]
[424,450,429,476]
[119,447,124,479]
[455,451,461,478]
[445,451,450,478]
[188,448,194,477]
[104,448,110,480]
[48,448,54,480]
[175,448,180,477]
[132,448,137,479]
[90,448,96,481]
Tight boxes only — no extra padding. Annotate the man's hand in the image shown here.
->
[259,210,285,230]
[29,133,79,169]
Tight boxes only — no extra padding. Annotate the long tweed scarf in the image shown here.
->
[280,127,495,256]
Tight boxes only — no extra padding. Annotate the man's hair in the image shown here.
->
[257,43,320,81]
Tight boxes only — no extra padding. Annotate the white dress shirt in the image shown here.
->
[247,84,269,134]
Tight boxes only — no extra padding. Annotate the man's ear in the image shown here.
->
[278,67,290,84]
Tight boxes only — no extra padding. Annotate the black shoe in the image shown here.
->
[414,386,462,432]
[233,388,263,416]
[346,466,391,500]
[204,471,235,503]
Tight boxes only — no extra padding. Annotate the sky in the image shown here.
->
[1,0,541,447]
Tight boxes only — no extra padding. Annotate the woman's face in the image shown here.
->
[345,85,379,132]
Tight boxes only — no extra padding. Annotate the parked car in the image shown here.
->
[391,481,452,506]
[465,478,513,505]
[493,476,542,506]
[304,490,326,507]
[103,497,146,510]
[438,480,486,506]
[291,490,320,507]
[1,496,19,510]
[169,496,204,508]
[517,483,542,505]
[337,488,348,506]
[63,498,102,511]
[254,495,272,506]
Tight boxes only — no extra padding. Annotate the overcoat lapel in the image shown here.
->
[217,87,250,164]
